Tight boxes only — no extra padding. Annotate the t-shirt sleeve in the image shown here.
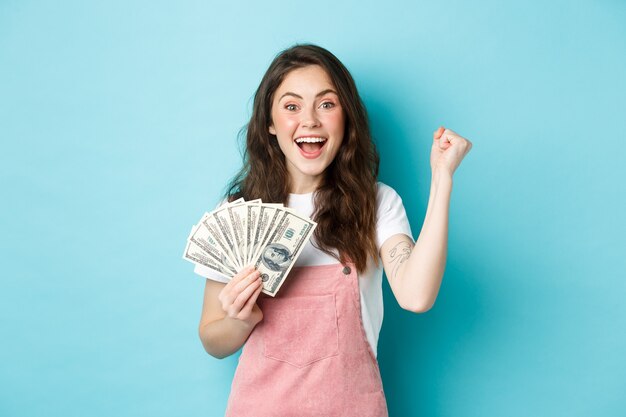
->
[193,263,230,283]
[191,198,231,284]
[375,182,414,250]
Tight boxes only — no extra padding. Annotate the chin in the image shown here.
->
[299,163,330,177]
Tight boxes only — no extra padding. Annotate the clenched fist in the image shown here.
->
[431,126,473,177]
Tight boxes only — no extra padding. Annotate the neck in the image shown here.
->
[289,181,319,194]
[288,172,322,194]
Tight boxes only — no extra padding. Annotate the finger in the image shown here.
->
[235,265,256,280]
[231,277,262,314]
[442,128,462,141]
[239,284,263,318]
[222,269,260,308]
[433,126,445,140]
[232,269,261,294]
[220,266,255,306]
[438,133,454,150]
[225,265,255,289]
[440,128,460,145]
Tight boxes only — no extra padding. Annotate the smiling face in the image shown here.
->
[268,65,345,193]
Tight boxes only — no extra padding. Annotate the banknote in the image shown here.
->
[209,205,244,270]
[245,202,261,265]
[183,199,316,296]
[227,203,248,268]
[250,205,284,267]
[182,227,233,279]
[252,210,317,297]
[188,221,238,275]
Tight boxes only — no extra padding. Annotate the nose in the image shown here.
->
[301,106,321,128]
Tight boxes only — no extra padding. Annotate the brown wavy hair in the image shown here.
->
[225,43,379,273]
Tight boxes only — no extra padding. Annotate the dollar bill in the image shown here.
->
[252,210,317,297]
[202,209,242,271]
[185,199,316,296]
[246,201,260,265]
[188,221,238,275]
[182,227,233,279]
[227,203,248,267]
[250,205,284,266]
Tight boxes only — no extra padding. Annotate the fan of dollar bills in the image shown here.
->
[183,198,317,297]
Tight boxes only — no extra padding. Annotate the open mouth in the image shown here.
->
[294,136,327,154]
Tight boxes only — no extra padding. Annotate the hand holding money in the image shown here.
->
[218,265,264,324]
[183,198,317,297]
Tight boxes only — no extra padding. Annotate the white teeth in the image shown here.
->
[295,137,327,143]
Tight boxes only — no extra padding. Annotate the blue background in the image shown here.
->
[1,1,625,416]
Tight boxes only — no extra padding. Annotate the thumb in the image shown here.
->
[433,126,445,140]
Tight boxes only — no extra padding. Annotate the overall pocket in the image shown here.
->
[262,293,339,368]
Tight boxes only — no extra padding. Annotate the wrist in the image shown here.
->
[223,311,262,332]
[241,308,264,329]
[431,168,453,186]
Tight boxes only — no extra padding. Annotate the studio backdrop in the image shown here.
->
[1,1,624,416]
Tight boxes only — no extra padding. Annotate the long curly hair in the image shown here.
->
[225,43,379,273]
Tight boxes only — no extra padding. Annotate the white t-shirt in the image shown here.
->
[194,182,413,357]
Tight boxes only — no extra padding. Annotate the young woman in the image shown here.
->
[195,43,472,417]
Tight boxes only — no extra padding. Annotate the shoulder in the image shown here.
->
[375,182,404,210]
[374,181,413,249]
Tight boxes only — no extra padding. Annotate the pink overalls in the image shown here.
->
[225,263,389,417]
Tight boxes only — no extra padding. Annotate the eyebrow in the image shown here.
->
[278,89,338,101]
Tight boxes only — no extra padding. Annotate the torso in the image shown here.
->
[224,262,389,417]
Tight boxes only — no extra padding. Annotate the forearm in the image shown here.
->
[199,315,261,359]
[398,169,452,311]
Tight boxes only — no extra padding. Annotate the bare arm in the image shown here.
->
[381,126,472,313]
[381,170,452,313]
[198,266,264,358]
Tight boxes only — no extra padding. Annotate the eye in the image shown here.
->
[320,101,335,109]
[285,104,298,111]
